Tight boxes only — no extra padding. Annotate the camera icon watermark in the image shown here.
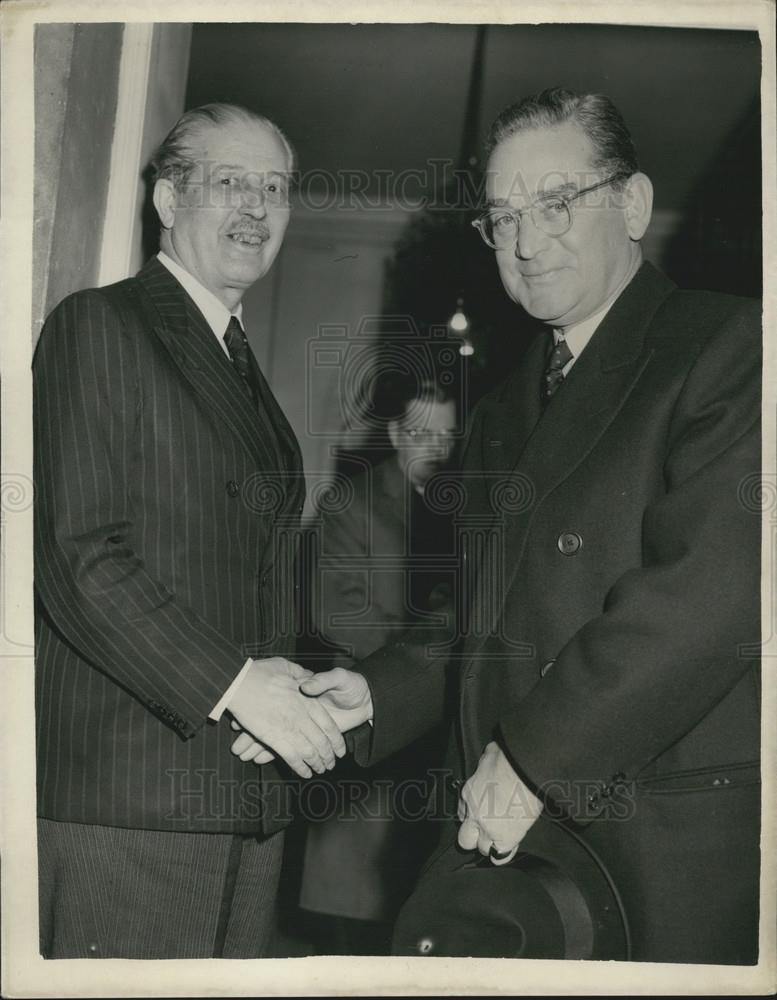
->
[305,315,469,440]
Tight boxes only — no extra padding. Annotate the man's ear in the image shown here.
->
[153,178,178,231]
[387,420,401,451]
[623,172,653,241]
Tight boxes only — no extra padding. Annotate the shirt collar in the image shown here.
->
[157,252,243,344]
[553,255,642,357]
[553,299,613,358]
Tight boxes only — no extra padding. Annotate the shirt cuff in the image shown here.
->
[209,658,253,721]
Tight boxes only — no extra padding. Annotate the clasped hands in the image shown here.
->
[228,664,542,862]
[225,659,372,779]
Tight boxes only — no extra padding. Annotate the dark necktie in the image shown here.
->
[542,334,573,403]
[223,316,258,404]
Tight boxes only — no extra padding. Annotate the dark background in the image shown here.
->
[186,22,761,405]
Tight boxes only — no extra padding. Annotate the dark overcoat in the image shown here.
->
[355,263,762,963]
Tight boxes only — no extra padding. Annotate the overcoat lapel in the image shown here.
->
[480,330,547,477]
[464,263,676,658]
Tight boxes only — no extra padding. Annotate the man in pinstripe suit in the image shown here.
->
[34,104,366,958]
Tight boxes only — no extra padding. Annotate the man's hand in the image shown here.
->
[230,720,276,764]
[225,657,346,779]
[457,741,542,865]
[229,666,373,767]
[298,667,373,732]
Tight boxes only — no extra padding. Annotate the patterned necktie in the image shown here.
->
[542,333,574,403]
[223,316,257,404]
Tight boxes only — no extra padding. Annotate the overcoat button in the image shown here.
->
[587,786,603,808]
[557,531,582,555]
[540,659,556,677]
[226,480,240,498]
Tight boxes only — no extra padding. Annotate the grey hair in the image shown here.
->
[149,103,297,188]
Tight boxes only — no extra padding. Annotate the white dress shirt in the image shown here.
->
[157,251,244,352]
[552,299,614,375]
[553,256,642,373]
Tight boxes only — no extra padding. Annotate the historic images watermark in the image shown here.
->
[163,767,637,826]
[168,160,634,215]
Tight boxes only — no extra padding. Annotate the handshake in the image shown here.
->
[224,657,543,865]
[224,657,373,780]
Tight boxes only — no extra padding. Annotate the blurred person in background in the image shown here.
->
[297,378,459,952]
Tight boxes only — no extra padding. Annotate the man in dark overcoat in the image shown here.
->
[299,88,762,964]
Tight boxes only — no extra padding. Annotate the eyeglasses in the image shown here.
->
[471,173,629,250]
[401,428,454,443]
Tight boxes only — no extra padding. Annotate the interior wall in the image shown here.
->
[242,203,411,510]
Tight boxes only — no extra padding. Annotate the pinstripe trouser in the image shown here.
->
[38,818,284,959]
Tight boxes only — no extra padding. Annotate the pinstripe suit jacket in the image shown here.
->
[34,257,305,835]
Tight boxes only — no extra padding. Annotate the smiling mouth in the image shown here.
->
[521,268,567,283]
[227,230,268,250]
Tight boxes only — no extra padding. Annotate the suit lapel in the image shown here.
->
[465,262,676,654]
[134,259,303,499]
[246,350,303,476]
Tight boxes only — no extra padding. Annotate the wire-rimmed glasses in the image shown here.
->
[472,173,630,250]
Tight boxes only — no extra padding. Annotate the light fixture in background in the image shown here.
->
[448,296,475,356]
[448,27,485,362]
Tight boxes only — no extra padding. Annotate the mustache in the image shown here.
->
[228,221,270,239]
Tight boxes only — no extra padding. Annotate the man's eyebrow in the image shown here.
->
[213,164,289,177]
[540,181,577,197]
[485,182,578,209]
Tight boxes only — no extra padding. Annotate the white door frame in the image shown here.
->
[98,22,192,286]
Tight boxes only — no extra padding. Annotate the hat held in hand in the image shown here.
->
[392,817,630,960]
